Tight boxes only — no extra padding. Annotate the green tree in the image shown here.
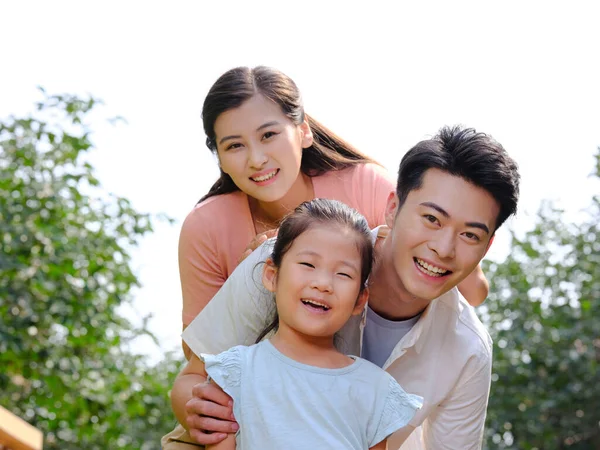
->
[483,150,600,449]
[0,91,181,449]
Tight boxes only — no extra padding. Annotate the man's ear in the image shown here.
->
[262,258,278,292]
[385,192,400,228]
[299,118,314,148]
[352,287,369,316]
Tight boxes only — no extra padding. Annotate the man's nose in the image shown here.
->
[428,229,456,259]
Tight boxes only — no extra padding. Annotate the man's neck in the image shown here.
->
[368,235,431,321]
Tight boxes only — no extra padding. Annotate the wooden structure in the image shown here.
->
[0,406,43,450]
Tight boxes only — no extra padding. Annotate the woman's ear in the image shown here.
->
[352,287,369,316]
[262,258,278,292]
[299,118,314,148]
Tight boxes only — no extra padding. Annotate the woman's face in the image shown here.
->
[214,94,313,203]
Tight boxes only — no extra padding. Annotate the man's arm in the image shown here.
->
[423,353,492,449]
[182,238,276,356]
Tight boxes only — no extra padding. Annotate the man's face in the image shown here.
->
[385,168,499,303]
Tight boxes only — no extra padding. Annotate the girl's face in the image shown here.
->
[262,224,368,339]
[214,94,313,203]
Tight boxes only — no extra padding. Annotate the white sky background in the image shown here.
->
[2,1,599,364]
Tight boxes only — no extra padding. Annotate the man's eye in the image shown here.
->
[464,232,480,242]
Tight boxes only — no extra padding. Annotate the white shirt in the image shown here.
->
[183,233,493,450]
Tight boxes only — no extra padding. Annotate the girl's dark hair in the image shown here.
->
[198,66,376,203]
[255,198,373,343]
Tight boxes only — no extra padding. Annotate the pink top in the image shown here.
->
[178,163,395,326]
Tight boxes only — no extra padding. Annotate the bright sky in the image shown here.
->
[2,1,599,363]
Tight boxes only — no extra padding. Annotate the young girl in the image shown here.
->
[174,199,423,449]
[179,65,489,350]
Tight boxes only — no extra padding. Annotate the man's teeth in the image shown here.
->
[252,170,277,182]
[302,299,330,310]
[416,258,449,277]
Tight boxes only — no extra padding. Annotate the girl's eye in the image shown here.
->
[337,272,353,279]
[299,262,314,268]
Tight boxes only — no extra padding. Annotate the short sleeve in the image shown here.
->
[179,207,226,326]
[350,163,395,229]
[369,377,424,447]
[200,346,246,404]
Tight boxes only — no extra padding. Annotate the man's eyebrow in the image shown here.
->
[421,202,490,234]
[465,222,490,235]
[218,121,280,145]
[420,202,449,218]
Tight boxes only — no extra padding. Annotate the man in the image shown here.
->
[168,125,520,449]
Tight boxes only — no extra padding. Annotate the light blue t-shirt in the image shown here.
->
[202,340,423,450]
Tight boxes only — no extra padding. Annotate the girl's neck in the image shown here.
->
[269,324,353,369]
[249,173,314,232]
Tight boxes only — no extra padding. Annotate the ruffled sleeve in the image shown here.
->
[369,377,424,447]
[200,346,245,404]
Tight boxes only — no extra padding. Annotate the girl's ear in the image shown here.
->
[262,258,278,292]
[299,118,313,148]
[352,287,369,316]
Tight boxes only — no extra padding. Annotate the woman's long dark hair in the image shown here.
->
[255,198,374,343]
[198,66,376,204]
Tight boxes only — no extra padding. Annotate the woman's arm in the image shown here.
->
[457,264,489,307]
[207,434,236,450]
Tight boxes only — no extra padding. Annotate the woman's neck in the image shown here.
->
[249,173,314,232]
[270,323,353,369]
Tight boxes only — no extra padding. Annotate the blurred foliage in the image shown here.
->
[482,149,600,449]
[0,91,181,449]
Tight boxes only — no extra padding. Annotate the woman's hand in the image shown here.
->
[237,229,278,265]
[185,379,239,445]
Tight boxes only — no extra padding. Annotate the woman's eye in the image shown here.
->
[262,131,277,140]
[424,214,438,224]
[225,142,243,151]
